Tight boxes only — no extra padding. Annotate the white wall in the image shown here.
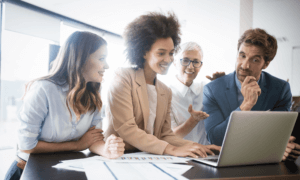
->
[240,0,253,36]
[159,0,240,85]
[253,0,300,96]
[23,0,241,84]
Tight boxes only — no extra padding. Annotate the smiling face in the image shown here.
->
[236,43,270,83]
[143,37,175,75]
[174,49,202,87]
[82,45,109,83]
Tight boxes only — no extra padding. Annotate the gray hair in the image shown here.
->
[175,42,203,60]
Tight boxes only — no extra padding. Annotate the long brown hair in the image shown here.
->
[24,31,107,120]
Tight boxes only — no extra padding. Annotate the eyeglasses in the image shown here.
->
[180,58,203,68]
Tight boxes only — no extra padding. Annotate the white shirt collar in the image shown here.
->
[189,81,198,96]
[174,75,199,97]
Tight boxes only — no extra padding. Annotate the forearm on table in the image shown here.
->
[163,144,176,155]
[173,116,198,138]
[162,140,193,156]
[109,112,167,154]
[162,135,192,146]
[21,140,78,154]
[89,140,106,155]
[120,128,168,154]
[161,126,192,147]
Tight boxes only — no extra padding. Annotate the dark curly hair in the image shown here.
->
[238,28,277,63]
[123,12,181,69]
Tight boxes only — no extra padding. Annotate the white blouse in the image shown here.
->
[17,80,102,160]
[169,76,210,145]
[146,84,157,135]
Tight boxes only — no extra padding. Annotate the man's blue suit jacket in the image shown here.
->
[203,71,292,146]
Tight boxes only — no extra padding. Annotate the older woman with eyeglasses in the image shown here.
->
[170,42,224,144]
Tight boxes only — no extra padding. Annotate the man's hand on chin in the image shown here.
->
[240,76,261,111]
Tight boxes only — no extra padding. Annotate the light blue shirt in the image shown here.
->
[17,80,102,160]
[234,75,244,106]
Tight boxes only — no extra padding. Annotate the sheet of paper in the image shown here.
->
[60,156,102,163]
[52,163,85,172]
[60,153,187,164]
[158,164,193,175]
[53,156,102,171]
[97,153,188,163]
[52,152,191,175]
[84,161,116,180]
[53,160,192,175]
[83,161,188,180]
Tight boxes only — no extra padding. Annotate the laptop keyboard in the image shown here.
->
[205,159,218,162]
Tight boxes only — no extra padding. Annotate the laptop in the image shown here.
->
[292,112,300,144]
[192,111,298,167]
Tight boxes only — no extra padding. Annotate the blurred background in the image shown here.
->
[0,0,300,178]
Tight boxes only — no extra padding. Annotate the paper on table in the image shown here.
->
[53,156,102,171]
[53,152,190,174]
[60,156,102,163]
[83,161,188,180]
[97,153,188,163]
[53,158,192,175]
[59,153,187,164]
[158,164,193,175]
[52,163,85,172]
[53,162,193,175]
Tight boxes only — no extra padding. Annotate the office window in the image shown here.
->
[0,30,52,150]
[60,23,81,46]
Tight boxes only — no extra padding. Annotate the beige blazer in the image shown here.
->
[105,68,192,155]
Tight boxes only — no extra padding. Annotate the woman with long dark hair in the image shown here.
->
[5,31,125,180]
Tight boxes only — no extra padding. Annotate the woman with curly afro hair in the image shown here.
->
[104,12,220,157]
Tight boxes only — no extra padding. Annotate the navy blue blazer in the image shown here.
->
[203,71,292,146]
